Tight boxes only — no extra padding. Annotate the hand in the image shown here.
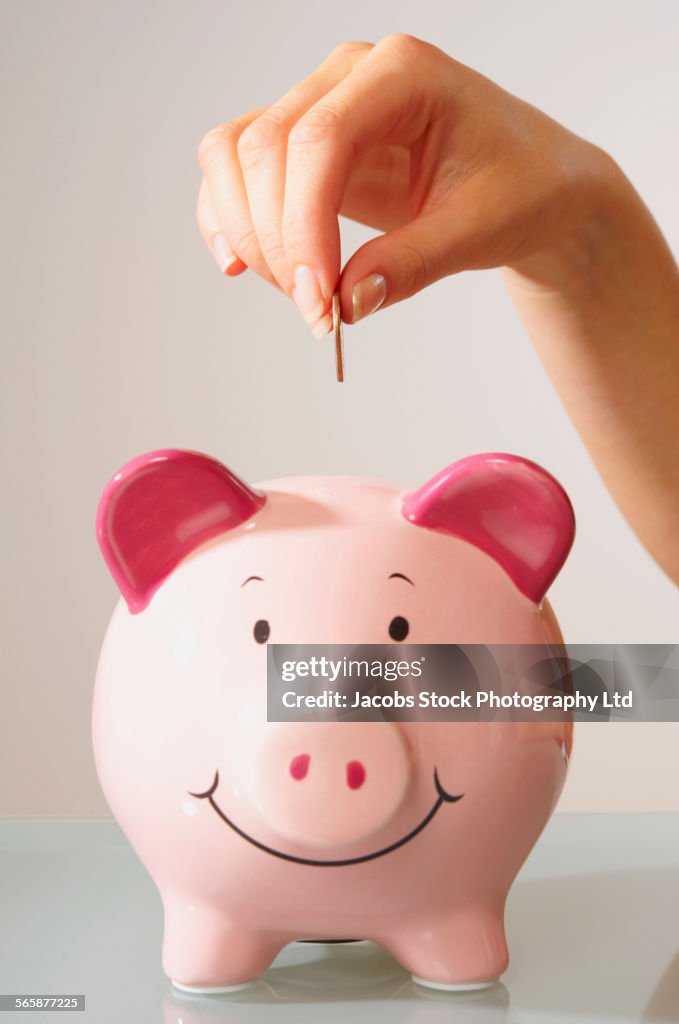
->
[197,34,679,586]
[196,33,611,336]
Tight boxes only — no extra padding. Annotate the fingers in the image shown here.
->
[199,107,284,288]
[339,209,460,323]
[197,33,449,336]
[197,42,373,316]
[196,179,247,277]
[236,41,372,303]
[340,153,529,322]
[282,34,443,334]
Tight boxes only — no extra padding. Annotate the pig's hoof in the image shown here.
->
[172,979,255,995]
[411,974,497,992]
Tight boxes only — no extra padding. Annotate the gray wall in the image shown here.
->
[1,0,678,816]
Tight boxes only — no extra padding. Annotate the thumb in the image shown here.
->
[340,211,460,323]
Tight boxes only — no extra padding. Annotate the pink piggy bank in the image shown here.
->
[93,449,575,993]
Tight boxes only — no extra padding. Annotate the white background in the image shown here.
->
[1,0,677,816]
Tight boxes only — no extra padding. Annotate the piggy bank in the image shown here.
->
[93,449,575,993]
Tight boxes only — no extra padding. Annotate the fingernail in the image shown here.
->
[293,265,326,326]
[352,273,387,322]
[211,232,241,275]
[311,314,332,340]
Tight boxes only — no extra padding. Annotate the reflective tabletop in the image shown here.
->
[1,815,678,1023]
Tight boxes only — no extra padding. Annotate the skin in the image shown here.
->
[196,33,679,585]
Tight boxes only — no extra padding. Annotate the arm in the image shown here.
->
[196,33,679,582]
[504,164,679,583]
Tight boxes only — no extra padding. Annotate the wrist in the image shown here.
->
[504,146,645,302]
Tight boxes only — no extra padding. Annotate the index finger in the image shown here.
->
[282,35,440,324]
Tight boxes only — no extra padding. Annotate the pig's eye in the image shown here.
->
[389,616,409,641]
[253,619,270,644]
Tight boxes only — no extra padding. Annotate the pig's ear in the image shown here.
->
[401,453,574,603]
[96,449,265,614]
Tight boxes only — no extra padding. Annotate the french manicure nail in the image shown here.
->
[352,273,387,322]
[211,232,240,275]
[293,265,326,326]
[311,314,332,340]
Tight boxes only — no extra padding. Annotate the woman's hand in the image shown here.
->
[197,34,679,586]
[196,33,611,335]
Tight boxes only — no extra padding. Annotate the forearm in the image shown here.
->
[504,153,679,584]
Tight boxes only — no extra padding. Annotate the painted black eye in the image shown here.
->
[253,619,270,644]
[389,616,409,641]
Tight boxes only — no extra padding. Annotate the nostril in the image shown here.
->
[346,760,366,790]
[289,753,310,781]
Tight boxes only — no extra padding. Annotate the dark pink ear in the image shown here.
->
[402,453,574,603]
[96,449,265,614]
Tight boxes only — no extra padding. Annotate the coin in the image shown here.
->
[332,291,344,383]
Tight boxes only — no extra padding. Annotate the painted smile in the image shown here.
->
[189,768,463,867]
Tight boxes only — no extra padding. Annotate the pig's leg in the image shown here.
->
[162,900,283,990]
[383,907,508,990]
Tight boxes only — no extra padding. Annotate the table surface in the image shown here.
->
[1,814,678,1024]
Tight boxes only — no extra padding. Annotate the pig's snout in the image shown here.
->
[253,724,410,849]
